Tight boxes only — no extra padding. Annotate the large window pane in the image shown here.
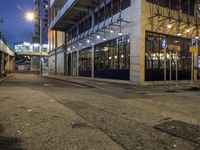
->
[94,35,130,80]
[79,48,92,77]
[145,31,192,81]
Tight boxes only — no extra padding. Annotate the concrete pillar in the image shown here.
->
[1,52,4,72]
[91,45,94,78]
[129,0,142,84]
[64,51,67,75]
[77,50,79,77]
[55,49,57,75]
[129,0,146,84]
[6,55,10,72]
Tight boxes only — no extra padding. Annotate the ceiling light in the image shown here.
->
[96,35,101,39]
[118,32,123,36]
[167,24,172,29]
[186,28,190,33]
[87,39,90,43]
[177,33,182,36]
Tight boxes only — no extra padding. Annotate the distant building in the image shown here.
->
[32,0,48,44]
[14,42,48,73]
[15,42,48,55]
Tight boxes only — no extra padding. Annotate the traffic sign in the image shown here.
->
[162,39,167,48]
[190,38,198,53]
[191,38,198,46]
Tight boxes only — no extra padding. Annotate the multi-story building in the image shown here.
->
[32,0,49,44]
[0,32,15,75]
[48,0,200,84]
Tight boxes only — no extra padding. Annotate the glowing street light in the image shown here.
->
[26,12,35,21]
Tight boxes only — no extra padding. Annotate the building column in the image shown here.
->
[1,52,5,73]
[77,50,79,77]
[6,55,10,73]
[64,51,67,75]
[55,49,57,75]
[129,0,145,84]
[91,45,94,78]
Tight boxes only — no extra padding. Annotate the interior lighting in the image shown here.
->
[177,32,182,36]
[118,32,123,36]
[96,35,101,39]
[186,28,190,33]
[87,39,90,43]
[167,24,172,29]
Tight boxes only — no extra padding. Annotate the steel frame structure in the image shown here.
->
[66,0,130,51]
[147,0,200,38]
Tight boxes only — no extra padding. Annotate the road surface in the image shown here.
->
[0,74,199,150]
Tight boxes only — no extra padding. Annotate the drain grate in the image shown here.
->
[154,120,200,144]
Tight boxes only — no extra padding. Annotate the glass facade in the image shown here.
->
[79,48,92,77]
[94,35,130,80]
[145,31,197,81]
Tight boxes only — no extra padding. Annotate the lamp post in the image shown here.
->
[25,12,43,76]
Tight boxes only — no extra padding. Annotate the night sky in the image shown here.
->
[0,0,34,50]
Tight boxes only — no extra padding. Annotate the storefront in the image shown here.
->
[145,31,194,81]
[94,35,130,80]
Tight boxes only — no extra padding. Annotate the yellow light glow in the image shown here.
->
[167,24,172,29]
[26,12,35,21]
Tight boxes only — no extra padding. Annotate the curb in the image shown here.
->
[42,75,98,88]
[0,76,8,82]
[0,74,13,83]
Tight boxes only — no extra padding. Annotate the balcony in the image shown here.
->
[50,0,103,31]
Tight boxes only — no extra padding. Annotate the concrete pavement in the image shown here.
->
[0,73,200,150]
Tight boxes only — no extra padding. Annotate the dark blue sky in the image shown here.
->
[0,0,34,50]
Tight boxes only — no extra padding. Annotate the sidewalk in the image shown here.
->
[42,74,135,89]
[42,74,200,92]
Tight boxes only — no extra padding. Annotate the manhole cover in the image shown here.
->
[154,120,200,144]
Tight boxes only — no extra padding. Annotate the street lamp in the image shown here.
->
[25,11,43,76]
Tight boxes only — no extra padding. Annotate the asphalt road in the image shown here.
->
[0,74,200,150]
